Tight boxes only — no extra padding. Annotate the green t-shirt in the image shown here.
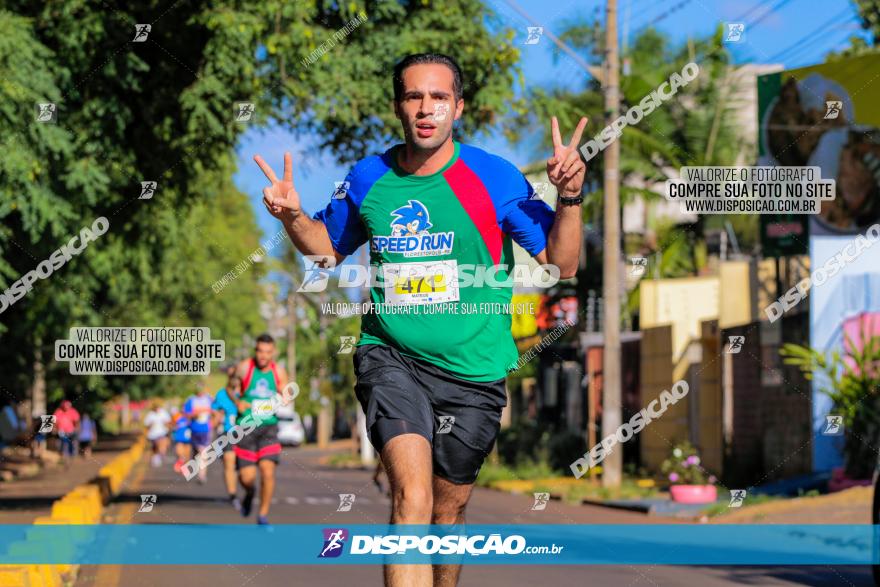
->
[313,141,555,382]
[237,362,279,426]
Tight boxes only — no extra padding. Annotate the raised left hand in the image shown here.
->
[546,116,588,197]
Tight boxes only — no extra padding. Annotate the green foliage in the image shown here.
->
[0,1,521,413]
[781,327,880,478]
[848,0,880,48]
[475,459,556,486]
[496,420,549,465]
[563,477,660,502]
[496,421,588,474]
[547,429,587,473]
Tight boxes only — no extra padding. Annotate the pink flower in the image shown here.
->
[686,455,699,466]
[708,475,717,484]
[668,472,679,482]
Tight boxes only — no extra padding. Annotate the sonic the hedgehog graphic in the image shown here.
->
[390,200,433,237]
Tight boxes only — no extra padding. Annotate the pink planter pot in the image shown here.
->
[669,484,718,504]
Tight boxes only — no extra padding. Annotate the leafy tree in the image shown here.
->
[851,0,880,45]
[0,1,524,415]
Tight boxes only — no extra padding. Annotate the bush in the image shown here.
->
[547,430,587,473]
[497,422,587,475]
[496,421,548,465]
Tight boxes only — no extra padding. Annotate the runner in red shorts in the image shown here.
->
[233,333,289,525]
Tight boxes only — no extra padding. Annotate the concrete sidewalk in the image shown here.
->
[0,432,139,524]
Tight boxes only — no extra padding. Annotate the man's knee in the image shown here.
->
[432,495,468,523]
[258,460,275,477]
[392,482,433,521]
[239,466,256,486]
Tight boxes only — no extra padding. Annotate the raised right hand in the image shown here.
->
[254,152,301,221]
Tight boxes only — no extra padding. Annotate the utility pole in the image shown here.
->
[286,289,297,384]
[317,289,332,448]
[601,0,622,488]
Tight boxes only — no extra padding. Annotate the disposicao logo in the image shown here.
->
[319,528,348,558]
[371,200,454,257]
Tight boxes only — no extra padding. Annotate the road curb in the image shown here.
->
[0,435,146,587]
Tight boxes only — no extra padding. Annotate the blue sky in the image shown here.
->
[234,0,871,239]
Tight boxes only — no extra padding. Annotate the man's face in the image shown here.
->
[394,63,463,151]
[255,341,274,369]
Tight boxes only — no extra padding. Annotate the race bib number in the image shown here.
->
[251,399,275,418]
[195,412,210,424]
[382,260,459,306]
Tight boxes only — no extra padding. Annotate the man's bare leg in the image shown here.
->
[431,476,473,587]
[382,433,433,587]
[223,450,238,496]
[257,459,275,518]
[238,464,257,515]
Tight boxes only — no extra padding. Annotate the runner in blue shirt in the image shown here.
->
[171,408,191,474]
[213,373,242,508]
[184,382,213,484]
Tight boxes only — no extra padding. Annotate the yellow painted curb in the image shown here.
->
[16,434,147,587]
[0,564,52,587]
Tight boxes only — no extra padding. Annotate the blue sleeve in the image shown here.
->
[312,155,387,256]
[499,170,555,257]
[183,398,193,415]
[502,199,556,256]
[312,172,368,256]
[211,392,222,410]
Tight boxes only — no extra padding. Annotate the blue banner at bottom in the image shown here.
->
[0,524,876,565]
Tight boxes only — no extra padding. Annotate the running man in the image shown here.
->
[144,400,171,467]
[233,334,288,525]
[183,382,213,484]
[213,373,242,509]
[254,53,585,586]
[52,400,80,465]
[171,406,191,474]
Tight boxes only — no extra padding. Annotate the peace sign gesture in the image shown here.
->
[254,151,301,221]
[546,116,588,198]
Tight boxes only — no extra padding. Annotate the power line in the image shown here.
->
[767,9,856,62]
[748,0,797,28]
[781,29,860,67]
[629,0,676,28]
[732,1,771,23]
[632,0,696,35]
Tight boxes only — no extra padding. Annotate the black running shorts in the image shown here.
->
[353,343,507,485]
[234,424,281,469]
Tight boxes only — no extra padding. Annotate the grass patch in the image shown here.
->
[563,478,661,503]
[326,452,362,467]
[477,458,661,502]
[703,492,781,518]
[476,459,556,487]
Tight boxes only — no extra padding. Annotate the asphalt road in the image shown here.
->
[74,444,874,587]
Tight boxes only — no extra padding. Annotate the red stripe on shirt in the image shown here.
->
[443,160,502,264]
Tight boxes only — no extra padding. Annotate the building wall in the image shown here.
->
[640,277,720,362]
[722,313,812,485]
[639,325,682,469]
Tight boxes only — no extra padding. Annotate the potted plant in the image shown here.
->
[661,441,718,504]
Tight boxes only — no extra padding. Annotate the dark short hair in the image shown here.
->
[255,333,274,346]
[393,53,463,103]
